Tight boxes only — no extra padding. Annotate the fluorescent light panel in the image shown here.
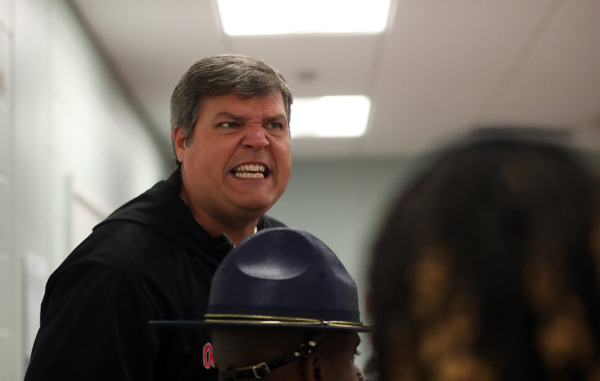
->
[217,0,391,36]
[290,96,371,138]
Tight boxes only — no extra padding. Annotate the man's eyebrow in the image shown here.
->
[214,111,246,121]
[213,112,288,123]
[264,114,288,123]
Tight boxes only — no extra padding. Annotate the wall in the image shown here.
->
[0,0,14,378]
[0,0,172,378]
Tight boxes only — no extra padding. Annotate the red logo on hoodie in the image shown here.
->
[203,343,216,369]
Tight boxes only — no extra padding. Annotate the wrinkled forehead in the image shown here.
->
[197,90,288,118]
[199,89,285,107]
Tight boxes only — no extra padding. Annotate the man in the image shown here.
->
[152,228,371,381]
[369,129,600,380]
[25,54,293,380]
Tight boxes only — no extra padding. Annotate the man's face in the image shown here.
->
[317,332,364,381]
[174,91,291,226]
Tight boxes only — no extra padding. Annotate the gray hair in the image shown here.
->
[170,54,293,165]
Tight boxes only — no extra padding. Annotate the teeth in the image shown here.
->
[234,164,265,172]
[233,164,266,179]
[235,172,265,179]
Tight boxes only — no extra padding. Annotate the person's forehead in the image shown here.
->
[198,91,286,117]
[324,331,361,351]
[348,332,361,347]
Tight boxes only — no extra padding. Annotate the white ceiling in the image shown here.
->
[69,0,600,159]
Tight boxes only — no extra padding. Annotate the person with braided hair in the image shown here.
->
[370,129,600,380]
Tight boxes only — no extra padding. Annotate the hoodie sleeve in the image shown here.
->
[24,264,157,381]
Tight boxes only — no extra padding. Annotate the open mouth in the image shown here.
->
[231,164,270,179]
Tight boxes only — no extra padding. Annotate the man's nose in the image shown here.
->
[243,124,269,150]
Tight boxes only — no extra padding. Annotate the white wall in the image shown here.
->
[0,0,15,378]
[1,0,172,378]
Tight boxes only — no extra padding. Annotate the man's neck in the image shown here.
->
[191,208,259,246]
[224,224,258,247]
[177,181,260,246]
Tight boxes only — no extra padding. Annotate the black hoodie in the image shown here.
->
[25,169,285,381]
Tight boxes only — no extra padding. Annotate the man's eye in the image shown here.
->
[219,122,239,128]
[353,350,362,361]
[268,122,284,130]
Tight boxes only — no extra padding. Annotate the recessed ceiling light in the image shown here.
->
[290,96,371,138]
[217,0,391,36]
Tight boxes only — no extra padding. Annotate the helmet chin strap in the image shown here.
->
[220,332,321,380]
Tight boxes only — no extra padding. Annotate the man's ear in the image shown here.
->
[173,126,186,163]
[303,353,322,381]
